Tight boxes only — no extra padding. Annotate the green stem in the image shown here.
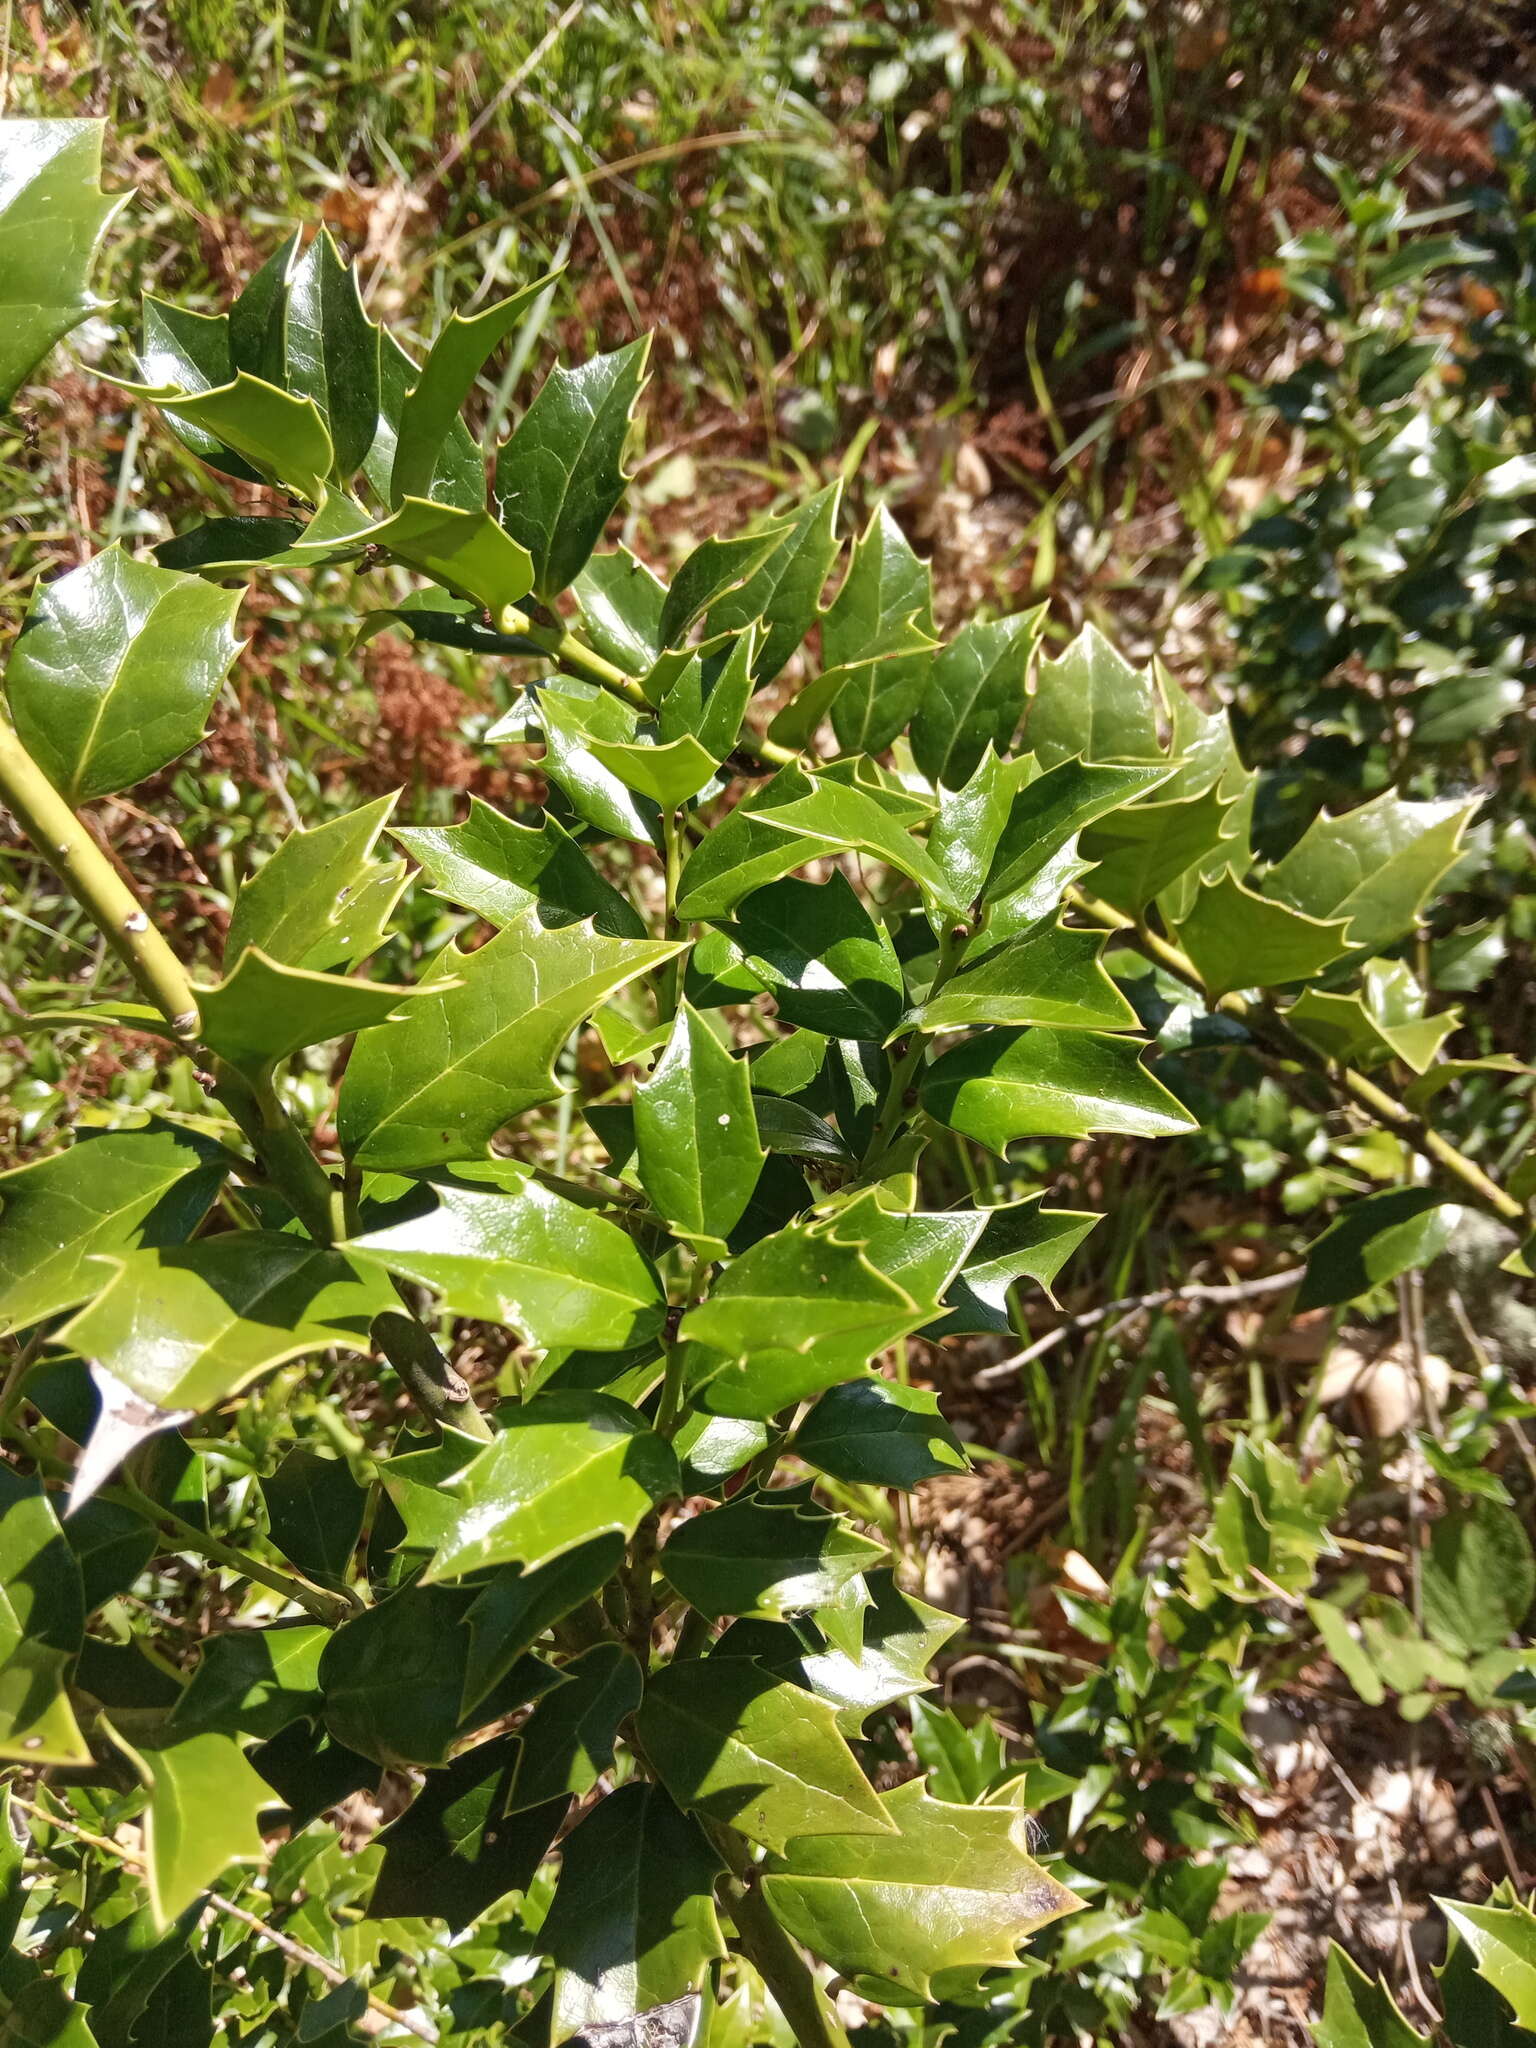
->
[704,1824,853,2048]
[369,1311,492,1439]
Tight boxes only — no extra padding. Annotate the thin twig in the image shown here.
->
[973,1267,1305,1388]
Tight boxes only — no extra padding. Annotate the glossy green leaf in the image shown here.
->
[371,1734,565,1932]
[1027,624,1165,768]
[261,1449,367,1585]
[508,1643,642,1809]
[662,1489,885,1621]
[586,730,719,809]
[911,610,1042,789]
[329,496,534,614]
[908,1697,1005,1803]
[461,1538,625,1716]
[1436,1898,1536,2029]
[929,1195,1098,1336]
[1082,781,1244,918]
[392,274,555,505]
[158,372,334,500]
[194,950,426,1070]
[283,229,378,478]
[0,119,121,405]
[0,1467,88,1765]
[673,767,824,919]
[681,1216,916,1420]
[752,776,949,903]
[772,1571,960,1732]
[0,1122,227,1337]
[658,527,790,649]
[1264,792,1480,955]
[543,1783,725,2045]
[1313,1943,1431,2048]
[227,229,296,384]
[0,1979,101,2047]
[727,872,904,1040]
[655,627,757,761]
[62,1235,393,1412]
[395,796,644,940]
[821,1193,984,1325]
[364,327,483,512]
[516,678,660,842]
[761,1778,1079,1995]
[5,548,242,806]
[823,506,936,754]
[135,298,263,483]
[984,758,1172,905]
[339,909,679,1169]
[1287,958,1461,1075]
[796,1380,967,1487]
[109,1724,272,1928]
[913,922,1136,1034]
[575,546,667,673]
[225,794,405,972]
[168,1624,327,1741]
[708,482,842,686]
[1296,1188,1461,1311]
[376,1429,485,1556]
[423,1393,679,1581]
[636,1658,894,1852]
[924,748,1024,917]
[634,1003,765,1251]
[495,337,650,599]
[921,1027,1196,1154]
[347,1159,664,1349]
[1172,874,1351,1001]
[60,1496,156,1613]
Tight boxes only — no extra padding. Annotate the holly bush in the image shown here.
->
[1,120,1532,2048]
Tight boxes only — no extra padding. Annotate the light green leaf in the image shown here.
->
[61,1235,393,1413]
[586,730,720,809]
[661,1489,885,1622]
[575,546,667,673]
[727,872,905,1040]
[0,1122,227,1337]
[1027,624,1165,768]
[1287,958,1461,1076]
[1436,1898,1536,2030]
[392,274,557,506]
[659,528,790,649]
[751,777,949,902]
[921,1027,1196,1154]
[1172,873,1352,1001]
[521,678,660,843]
[1264,792,1480,955]
[1421,1499,1534,1659]
[423,1393,679,1581]
[225,793,405,972]
[108,1724,271,1929]
[636,1658,894,1852]
[1082,780,1245,918]
[157,372,334,500]
[507,1643,642,1810]
[673,766,826,920]
[762,1778,1079,1996]
[821,1193,984,1322]
[0,119,121,406]
[1296,1189,1461,1311]
[4,548,242,806]
[823,505,936,754]
[1313,1943,1432,2048]
[911,609,1042,790]
[322,497,534,614]
[0,1467,88,1766]
[194,950,426,1070]
[795,1380,967,1488]
[346,1158,664,1349]
[543,1783,725,2045]
[283,228,379,478]
[708,482,843,686]
[655,627,757,760]
[338,908,680,1169]
[634,1002,765,1251]
[364,327,484,512]
[495,337,650,600]
[926,748,1024,917]
[395,795,644,939]
[929,1195,1098,1336]
[912,921,1136,1034]
[984,757,1173,905]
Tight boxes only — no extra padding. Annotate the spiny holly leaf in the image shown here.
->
[575,546,667,672]
[764,1569,962,1733]
[1172,873,1351,1001]
[167,1625,328,1742]
[225,794,405,972]
[460,1538,625,1717]
[1436,1897,1536,2030]
[135,298,264,483]
[635,1658,894,1852]
[726,872,904,1040]
[1264,792,1479,955]
[346,1159,665,1350]
[1313,1943,1431,2048]
[921,1027,1196,1154]
[338,908,680,1169]
[633,1003,765,1253]
[983,758,1173,907]
[925,748,1026,917]
[314,496,534,614]
[61,1236,393,1413]
[507,1643,642,1810]
[261,1448,367,1585]
[157,372,335,500]
[283,228,379,478]
[795,1380,967,1488]
[495,337,650,601]
[823,505,936,754]
[4,549,242,806]
[107,1724,272,1929]
[1287,957,1462,1076]
[60,1496,155,1612]
[392,274,557,506]
[1027,624,1165,768]
[1081,780,1244,918]
[680,1217,917,1420]
[586,730,720,810]
[423,1393,679,1581]
[752,776,948,903]
[661,1489,886,1622]
[366,327,484,512]
[820,1194,984,1326]
[761,1778,1079,1996]
[1421,1500,1534,1660]
[194,951,427,1071]
[377,1429,484,1556]
[0,119,122,406]
[655,626,758,763]
[395,797,645,940]
[0,1122,228,1338]
[674,767,828,920]
[0,1468,89,1766]
[658,527,790,649]
[1297,1188,1461,1311]
[514,679,660,843]
[929,1195,1099,1337]
[912,922,1137,1034]
[542,1784,726,2046]
[370,1734,566,1932]
[227,229,297,383]
[708,482,843,686]
[911,609,1042,790]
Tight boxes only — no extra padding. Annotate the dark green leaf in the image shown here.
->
[1434,1899,1536,2030]
[0,1467,88,1765]
[1264,792,1480,955]
[708,483,842,687]
[913,922,1136,1034]
[726,872,903,1040]
[392,275,556,506]
[364,328,483,512]
[460,1537,624,1716]
[396,796,645,939]
[225,794,405,972]
[796,1380,967,1487]
[508,1643,642,1809]
[911,611,1041,789]
[1422,1500,1534,1659]
[661,1490,885,1621]
[227,229,297,385]
[1297,1189,1461,1311]
[823,506,935,754]
[1172,874,1351,1001]
[929,1195,1098,1336]
[921,1027,1196,1154]
[1027,625,1165,768]
[574,547,667,673]
[659,528,790,649]
[1313,1943,1431,2048]
[634,1003,765,1251]
[167,1624,327,1741]
[194,951,426,1070]
[60,1497,155,1613]
[157,372,334,500]
[283,229,379,477]
[261,1449,367,1584]
[371,1735,565,1931]
[984,758,1173,905]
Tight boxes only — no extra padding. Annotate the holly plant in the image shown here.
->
[0,120,1528,2048]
